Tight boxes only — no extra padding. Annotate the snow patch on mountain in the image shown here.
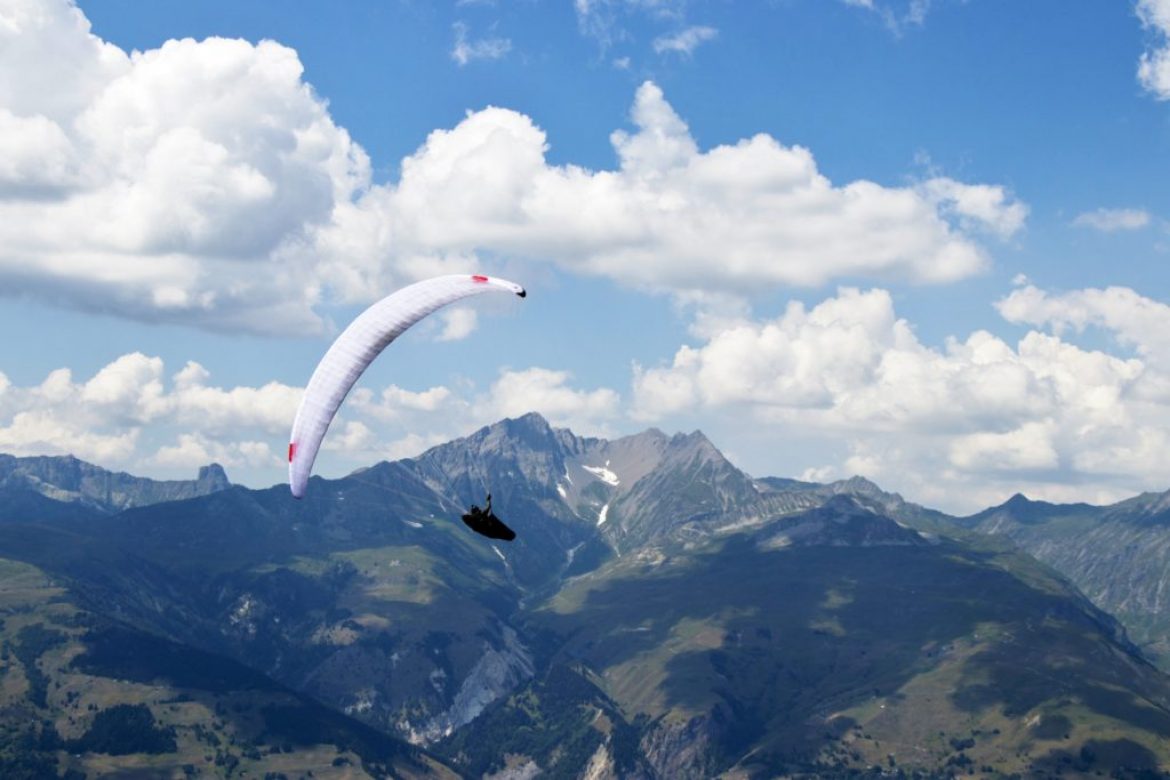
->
[584,461,620,486]
[597,503,610,526]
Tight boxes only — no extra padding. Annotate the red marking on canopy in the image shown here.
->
[471,274,489,283]
[288,442,296,462]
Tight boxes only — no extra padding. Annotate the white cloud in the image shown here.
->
[997,285,1170,365]
[948,422,1059,473]
[0,409,140,464]
[321,421,376,453]
[918,177,1029,239]
[574,0,687,52]
[0,0,369,334]
[0,353,299,470]
[154,433,276,470]
[0,352,624,486]
[1072,208,1152,232]
[168,363,303,434]
[632,285,1167,512]
[436,308,479,341]
[451,21,512,66]
[349,384,456,422]
[1,3,1023,334]
[0,0,128,123]
[652,25,718,56]
[1138,0,1170,99]
[484,368,621,435]
[844,0,934,34]
[380,81,1024,301]
[81,352,167,422]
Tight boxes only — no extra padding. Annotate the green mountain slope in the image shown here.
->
[0,557,454,779]
[962,490,1170,669]
[528,499,1170,777]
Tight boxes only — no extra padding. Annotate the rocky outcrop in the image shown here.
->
[0,453,229,512]
[640,714,720,779]
[417,625,534,744]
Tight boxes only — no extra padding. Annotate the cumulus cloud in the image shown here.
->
[154,433,274,470]
[484,367,621,435]
[997,285,1170,365]
[0,0,371,333]
[632,285,1168,511]
[0,352,621,484]
[1072,208,1152,232]
[652,25,718,56]
[1,1,1023,334]
[349,384,456,422]
[1138,0,1170,99]
[378,81,1025,301]
[0,353,301,469]
[436,308,479,341]
[450,21,512,66]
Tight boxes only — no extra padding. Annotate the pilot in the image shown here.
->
[462,492,516,541]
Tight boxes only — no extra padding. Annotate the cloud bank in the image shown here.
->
[633,284,1170,511]
[0,0,1025,335]
[0,352,618,479]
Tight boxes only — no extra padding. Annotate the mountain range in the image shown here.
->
[1,413,1170,778]
[961,489,1170,670]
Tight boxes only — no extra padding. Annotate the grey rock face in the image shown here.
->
[0,453,230,513]
[640,713,719,779]
[418,625,535,743]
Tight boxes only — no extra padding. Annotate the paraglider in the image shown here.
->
[288,274,526,500]
[461,493,516,541]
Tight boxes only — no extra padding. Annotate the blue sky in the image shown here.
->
[2,0,1170,512]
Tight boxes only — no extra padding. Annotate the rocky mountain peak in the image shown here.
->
[477,412,559,449]
[197,463,231,492]
[831,475,887,497]
[666,429,720,457]
[1003,492,1033,509]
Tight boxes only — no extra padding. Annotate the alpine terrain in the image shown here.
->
[961,490,1170,671]
[1,413,1169,778]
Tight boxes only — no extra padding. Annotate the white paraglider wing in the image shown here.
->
[289,274,525,498]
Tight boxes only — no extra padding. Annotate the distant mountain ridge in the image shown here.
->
[3,415,1170,777]
[961,488,1170,667]
[0,453,230,513]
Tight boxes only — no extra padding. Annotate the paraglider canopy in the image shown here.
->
[288,274,526,498]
